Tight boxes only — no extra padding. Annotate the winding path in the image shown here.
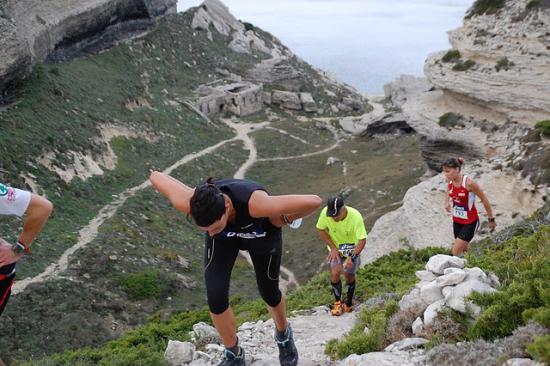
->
[13,117,341,295]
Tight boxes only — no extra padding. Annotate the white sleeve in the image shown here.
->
[0,182,32,217]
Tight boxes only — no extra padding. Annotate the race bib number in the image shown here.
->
[338,243,355,257]
[453,205,468,220]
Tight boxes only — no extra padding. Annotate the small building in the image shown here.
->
[195,82,263,118]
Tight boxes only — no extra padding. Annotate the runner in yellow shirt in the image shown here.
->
[316,196,367,316]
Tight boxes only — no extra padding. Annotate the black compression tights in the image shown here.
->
[204,235,282,314]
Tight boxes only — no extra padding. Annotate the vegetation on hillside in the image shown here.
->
[327,206,550,363]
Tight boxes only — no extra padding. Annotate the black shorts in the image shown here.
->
[453,220,479,243]
[0,263,16,316]
[204,229,282,314]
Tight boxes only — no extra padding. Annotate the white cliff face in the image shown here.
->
[0,0,177,101]
[424,0,550,124]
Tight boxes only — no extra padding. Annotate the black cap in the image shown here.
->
[326,196,344,217]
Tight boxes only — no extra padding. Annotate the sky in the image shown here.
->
[176,0,474,94]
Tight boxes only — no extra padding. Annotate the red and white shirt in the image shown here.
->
[448,175,478,224]
[0,182,31,217]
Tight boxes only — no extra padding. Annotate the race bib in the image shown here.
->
[338,243,355,257]
[453,205,468,220]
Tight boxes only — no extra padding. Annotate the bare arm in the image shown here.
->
[248,190,322,221]
[0,194,52,266]
[18,194,53,247]
[149,171,194,214]
[444,190,451,212]
[467,178,496,231]
[319,229,340,261]
[353,238,367,256]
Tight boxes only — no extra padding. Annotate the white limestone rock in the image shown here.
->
[300,92,318,112]
[426,255,466,275]
[436,270,467,287]
[420,281,444,304]
[271,90,302,110]
[164,340,195,366]
[445,279,497,314]
[416,270,437,282]
[399,288,429,316]
[190,322,220,345]
[340,352,416,366]
[502,358,545,366]
[384,338,429,352]
[424,299,446,326]
[412,317,424,336]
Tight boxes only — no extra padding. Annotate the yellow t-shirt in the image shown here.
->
[316,206,367,257]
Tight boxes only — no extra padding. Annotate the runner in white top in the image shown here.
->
[0,177,53,317]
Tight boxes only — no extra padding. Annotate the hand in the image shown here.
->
[343,256,354,270]
[445,203,451,213]
[326,248,341,263]
[0,238,22,267]
[488,220,496,232]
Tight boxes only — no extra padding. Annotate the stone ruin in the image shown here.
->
[195,82,263,118]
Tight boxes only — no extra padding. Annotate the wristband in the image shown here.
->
[488,217,495,223]
[12,242,26,255]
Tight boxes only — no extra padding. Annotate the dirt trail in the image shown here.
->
[14,118,340,296]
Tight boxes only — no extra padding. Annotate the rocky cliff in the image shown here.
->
[424,0,550,124]
[0,0,177,103]
[347,0,550,264]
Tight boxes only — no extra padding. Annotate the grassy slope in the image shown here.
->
[0,7,424,365]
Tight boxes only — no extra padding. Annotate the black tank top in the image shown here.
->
[214,179,279,239]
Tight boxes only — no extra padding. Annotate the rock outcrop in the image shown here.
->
[363,161,546,263]
[398,255,499,336]
[0,0,177,103]
[164,306,357,365]
[424,0,550,124]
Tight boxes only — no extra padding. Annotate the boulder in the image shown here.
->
[415,270,437,282]
[399,288,429,316]
[384,338,429,352]
[426,255,466,275]
[420,281,444,304]
[190,322,220,345]
[445,279,497,314]
[502,359,545,366]
[271,90,302,110]
[299,92,317,112]
[412,317,424,336]
[436,270,467,287]
[164,340,195,365]
[423,299,445,326]
[341,352,416,366]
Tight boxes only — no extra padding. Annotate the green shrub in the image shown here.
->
[120,270,164,300]
[442,50,461,63]
[495,57,515,72]
[535,120,550,137]
[243,22,254,31]
[467,0,507,17]
[325,300,398,360]
[466,226,550,340]
[527,0,540,8]
[452,59,476,71]
[439,112,464,128]
[527,334,550,363]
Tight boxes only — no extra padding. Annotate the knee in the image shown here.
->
[207,292,229,314]
[259,287,282,308]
